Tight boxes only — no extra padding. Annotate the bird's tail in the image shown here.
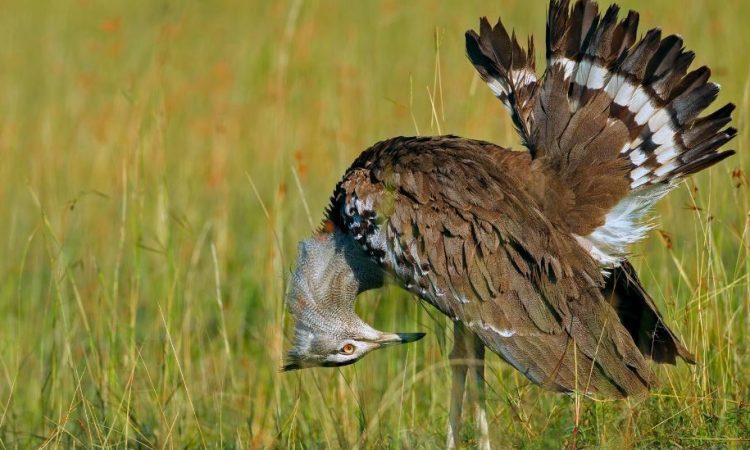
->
[465,18,538,148]
[532,0,736,265]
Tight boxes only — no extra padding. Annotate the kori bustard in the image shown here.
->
[282,1,736,447]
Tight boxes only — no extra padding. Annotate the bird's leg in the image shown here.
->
[447,321,471,449]
[471,335,490,450]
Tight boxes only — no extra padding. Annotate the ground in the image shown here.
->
[0,0,748,448]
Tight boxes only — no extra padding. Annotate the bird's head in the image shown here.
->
[282,320,426,371]
[282,231,425,371]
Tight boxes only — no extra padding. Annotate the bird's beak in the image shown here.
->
[375,332,426,347]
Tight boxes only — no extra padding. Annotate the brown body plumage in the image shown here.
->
[284,0,736,446]
[327,135,693,397]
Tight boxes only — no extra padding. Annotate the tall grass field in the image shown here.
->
[0,0,748,447]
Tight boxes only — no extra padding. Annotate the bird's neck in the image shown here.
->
[287,231,383,319]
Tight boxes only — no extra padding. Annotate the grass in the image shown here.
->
[0,0,748,448]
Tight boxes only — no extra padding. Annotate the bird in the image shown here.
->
[281,0,736,448]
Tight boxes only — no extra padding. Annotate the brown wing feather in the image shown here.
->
[330,136,669,398]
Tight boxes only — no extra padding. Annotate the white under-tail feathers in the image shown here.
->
[580,183,673,266]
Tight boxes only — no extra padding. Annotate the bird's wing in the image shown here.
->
[603,259,694,365]
[469,0,736,266]
[327,136,669,398]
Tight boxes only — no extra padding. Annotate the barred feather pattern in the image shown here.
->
[466,18,539,148]
[537,0,736,264]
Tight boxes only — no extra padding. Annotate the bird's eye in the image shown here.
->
[341,343,355,355]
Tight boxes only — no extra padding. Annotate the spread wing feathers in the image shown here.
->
[533,0,736,265]
[466,17,538,149]
[329,136,685,398]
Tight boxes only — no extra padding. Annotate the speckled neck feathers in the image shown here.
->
[285,232,384,353]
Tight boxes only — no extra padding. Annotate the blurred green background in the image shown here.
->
[0,0,748,447]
